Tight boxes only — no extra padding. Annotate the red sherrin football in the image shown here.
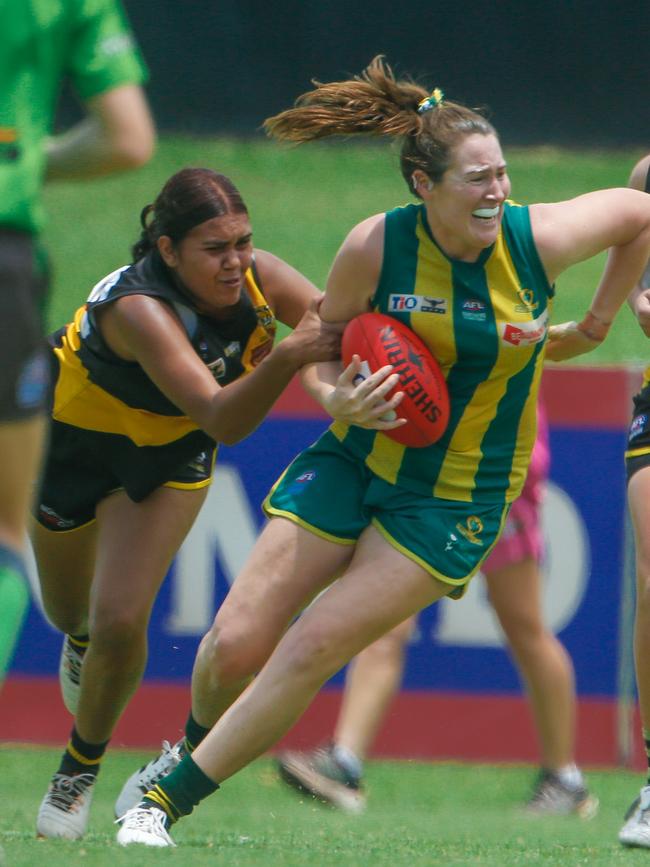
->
[342,312,450,448]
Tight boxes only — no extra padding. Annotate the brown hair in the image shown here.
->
[132,167,248,261]
[264,56,496,195]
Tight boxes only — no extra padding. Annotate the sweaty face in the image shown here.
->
[160,213,254,316]
[426,133,511,262]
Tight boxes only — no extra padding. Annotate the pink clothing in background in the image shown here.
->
[482,406,550,574]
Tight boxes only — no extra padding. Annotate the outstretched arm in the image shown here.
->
[533,188,650,361]
[44,83,155,180]
[626,155,650,337]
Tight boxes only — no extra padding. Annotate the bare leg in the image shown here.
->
[73,486,208,743]
[35,485,208,743]
[191,525,450,784]
[628,468,650,741]
[31,518,98,637]
[0,415,46,552]
[485,557,575,770]
[618,466,650,843]
[190,517,354,727]
[334,616,415,760]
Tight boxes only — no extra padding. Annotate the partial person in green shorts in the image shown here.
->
[115,56,650,848]
[0,0,155,699]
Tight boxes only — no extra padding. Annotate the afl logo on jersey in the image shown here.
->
[461,299,487,321]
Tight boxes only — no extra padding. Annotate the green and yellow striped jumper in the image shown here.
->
[331,201,553,506]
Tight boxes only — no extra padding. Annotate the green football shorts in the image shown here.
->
[264,430,510,598]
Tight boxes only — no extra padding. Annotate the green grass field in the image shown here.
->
[41,136,650,365]
[0,746,647,866]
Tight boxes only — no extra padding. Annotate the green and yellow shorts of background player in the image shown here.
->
[264,431,510,599]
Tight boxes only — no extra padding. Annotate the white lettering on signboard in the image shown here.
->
[166,464,259,634]
[24,472,590,648]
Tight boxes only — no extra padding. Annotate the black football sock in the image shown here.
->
[58,726,109,777]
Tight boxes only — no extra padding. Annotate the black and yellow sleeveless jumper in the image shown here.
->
[48,249,276,502]
[330,201,553,506]
[624,164,650,469]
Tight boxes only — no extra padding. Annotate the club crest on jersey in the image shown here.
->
[630,413,648,441]
[255,304,275,329]
[501,310,549,347]
[514,287,539,313]
[461,299,487,321]
[388,294,447,314]
[206,358,227,379]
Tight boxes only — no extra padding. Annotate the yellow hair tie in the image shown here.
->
[417,88,444,114]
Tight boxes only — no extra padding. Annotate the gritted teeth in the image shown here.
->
[472,206,500,219]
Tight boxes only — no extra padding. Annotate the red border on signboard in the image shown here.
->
[273,365,643,428]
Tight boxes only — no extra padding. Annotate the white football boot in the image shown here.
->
[116,805,175,847]
[36,772,96,839]
[114,738,185,817]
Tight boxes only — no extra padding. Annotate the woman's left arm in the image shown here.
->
[531,188,650,360]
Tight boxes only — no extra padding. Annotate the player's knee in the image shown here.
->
[43,604,87,637]
[281,623,345,686]
[199,621,269,686]
[500,612,543,648]
[90,610,146,656]
[358,637,398,669]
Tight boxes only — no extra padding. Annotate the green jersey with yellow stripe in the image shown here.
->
[330,200,553,505]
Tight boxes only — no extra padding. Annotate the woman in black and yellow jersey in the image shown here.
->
[34,166,342,839]
[618,154,650,848]
[117,59,650,848]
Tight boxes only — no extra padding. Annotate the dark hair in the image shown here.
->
[263,56,496,196]
[132,167,248,261]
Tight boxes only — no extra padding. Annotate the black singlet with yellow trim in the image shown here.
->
[48,249,276,501]
[330,200,553,506]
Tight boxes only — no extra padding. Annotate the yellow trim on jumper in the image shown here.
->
[625,446,650,459]
[164,476,213,491]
